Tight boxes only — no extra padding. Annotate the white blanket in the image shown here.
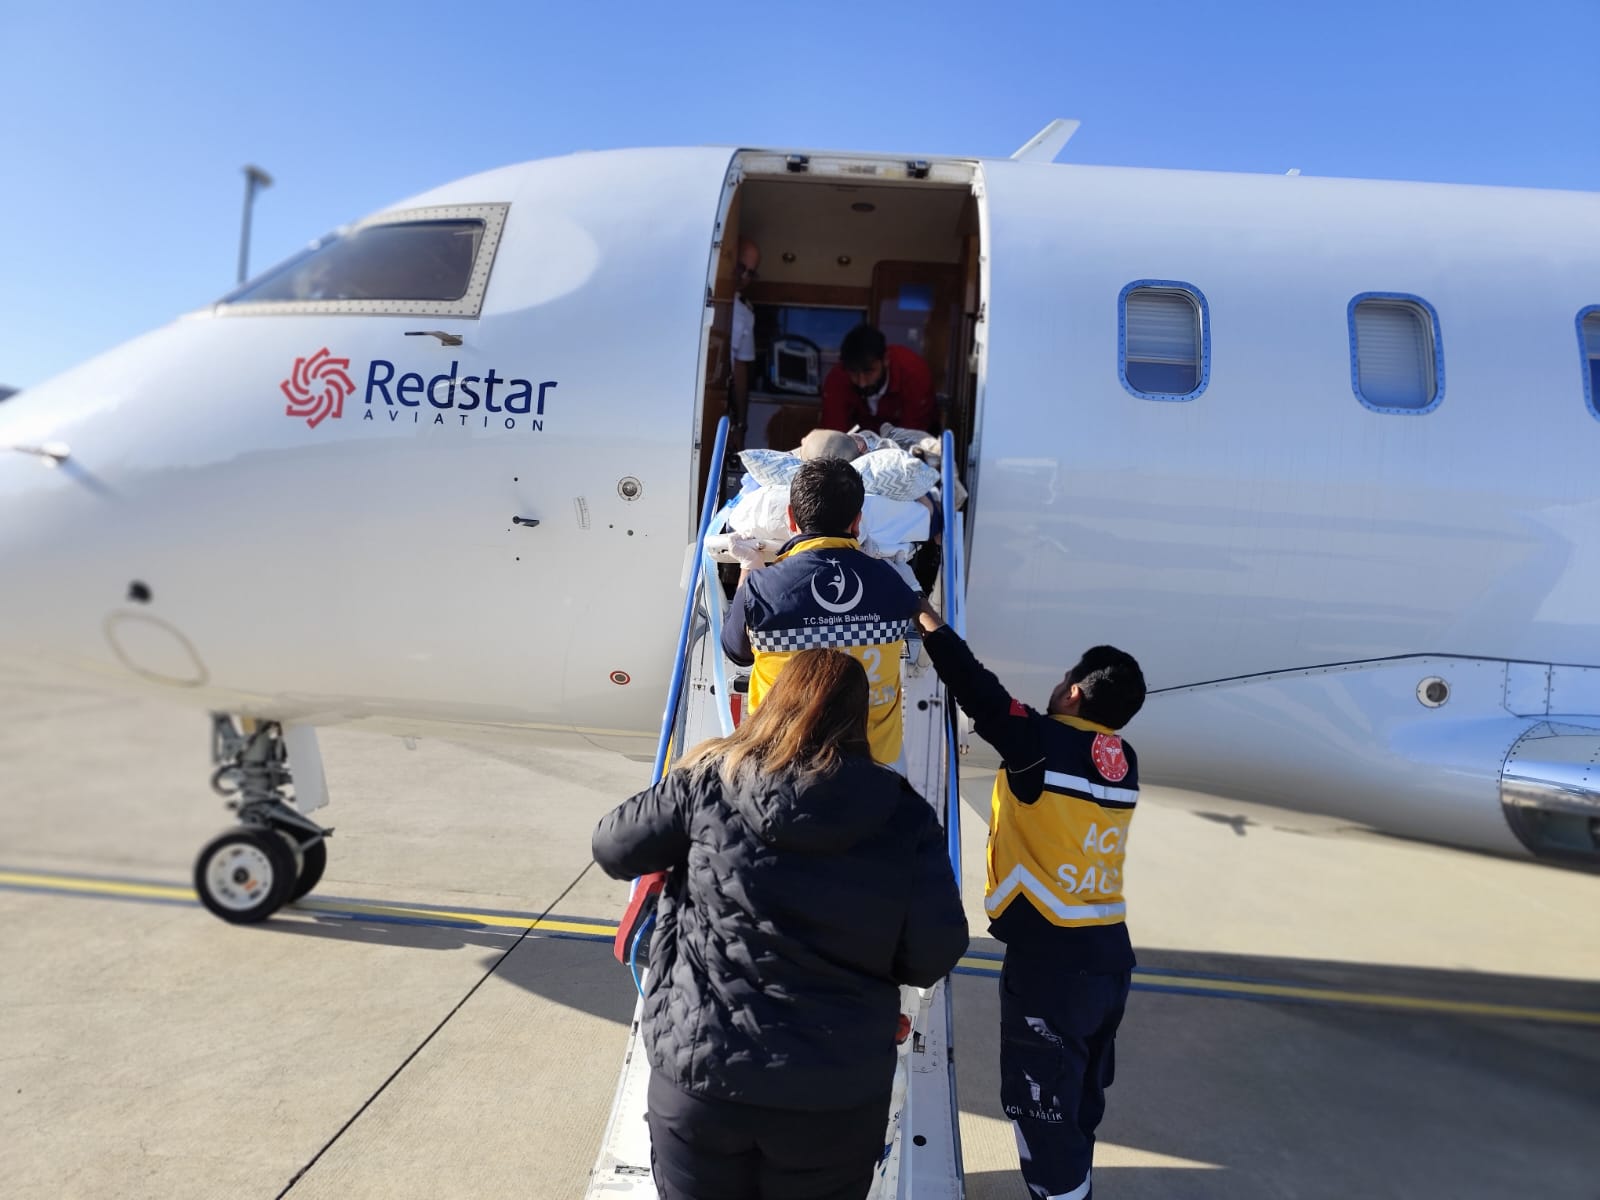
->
[724,483,931,563]
[720,436,959,586]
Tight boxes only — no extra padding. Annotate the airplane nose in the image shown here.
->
[0,359,187,694]
[0,446,106,672]
[0,314,332,699]
[0,318,227,689]
[0,432,216,693]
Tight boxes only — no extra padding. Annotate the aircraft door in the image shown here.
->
[964,159,1115,708]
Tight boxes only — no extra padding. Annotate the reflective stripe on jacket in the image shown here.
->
[986,713,1138,928]
[723,534,920,764]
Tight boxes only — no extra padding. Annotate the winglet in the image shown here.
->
[1011,119,1081,163]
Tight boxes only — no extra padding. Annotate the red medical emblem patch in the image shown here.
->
[1091,733,1129,782]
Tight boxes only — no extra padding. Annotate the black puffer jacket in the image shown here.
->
[592,755,968,1112]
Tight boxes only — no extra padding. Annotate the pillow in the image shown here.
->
[738,448,804,488]
[853,447,939,502]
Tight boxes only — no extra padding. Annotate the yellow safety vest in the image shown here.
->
[744,536,916,765]
[985,715,1139,928]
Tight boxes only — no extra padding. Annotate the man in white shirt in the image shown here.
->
[730,238,760,436]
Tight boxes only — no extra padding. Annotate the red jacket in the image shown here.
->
[820,344,937,432]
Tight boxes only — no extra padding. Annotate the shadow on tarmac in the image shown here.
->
[261,909,587,953]
[256,907,639,1023]
[257,907,1600,1198]
[955,945,1600,1200]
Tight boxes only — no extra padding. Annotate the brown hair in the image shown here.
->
[679,649,871,783]
[789,456,865,537]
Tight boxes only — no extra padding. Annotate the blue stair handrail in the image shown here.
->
[939,430,966,886]
[651,416,732,786]
[937,431,969,1184]
[625,416,732,995]
[701,501,739,738]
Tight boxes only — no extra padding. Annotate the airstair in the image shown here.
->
[585,418,970,1199]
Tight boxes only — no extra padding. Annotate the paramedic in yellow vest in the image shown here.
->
[916,601,1145,1200]
[722,456,921,766]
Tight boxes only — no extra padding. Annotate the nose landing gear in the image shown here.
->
[193,715,332,924]
[194,827,297,922]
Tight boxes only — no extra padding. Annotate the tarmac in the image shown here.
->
[3,667,1599,1199]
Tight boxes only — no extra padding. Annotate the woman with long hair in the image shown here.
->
[593,649,968,1200]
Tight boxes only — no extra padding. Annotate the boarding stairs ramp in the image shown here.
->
[585,418,970,1199]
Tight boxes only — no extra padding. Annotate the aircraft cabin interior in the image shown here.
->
[695,156,983,511]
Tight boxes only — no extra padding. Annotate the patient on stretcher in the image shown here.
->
[707,423,963,588]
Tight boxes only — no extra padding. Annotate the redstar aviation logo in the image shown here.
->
[281,348,356,428]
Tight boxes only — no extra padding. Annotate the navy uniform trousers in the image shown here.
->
[1000,951,1132,1200]
[648,1072,889,1200]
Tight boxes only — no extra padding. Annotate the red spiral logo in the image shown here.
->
[281,348,355,428]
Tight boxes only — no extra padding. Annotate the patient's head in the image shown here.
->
[797,428,862,462]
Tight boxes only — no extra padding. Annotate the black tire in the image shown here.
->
[288,837,327,902]
[194,827,297,924]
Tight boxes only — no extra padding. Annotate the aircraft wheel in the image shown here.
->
[287,837,327,903]
[194,827,297,924]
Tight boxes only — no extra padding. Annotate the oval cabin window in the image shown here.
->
[1119,283,1208,400]
[1580,308,1600,420]
[1349,295,1443,414]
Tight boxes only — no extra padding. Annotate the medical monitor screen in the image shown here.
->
[752,305,867,396]
[776,348,812,388]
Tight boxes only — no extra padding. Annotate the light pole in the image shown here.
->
[236,165,274,285]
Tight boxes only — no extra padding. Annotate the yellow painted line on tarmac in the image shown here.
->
[0,870,615,938]
[7,869,1600,1028]
[1136,972,1600,1026]
[954,954,1600,1027]
[0,869,194,902]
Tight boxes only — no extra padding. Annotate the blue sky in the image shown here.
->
[2,0,1593,389]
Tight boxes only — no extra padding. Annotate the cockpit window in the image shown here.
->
[218,203,508,318]
[233,221,482,303]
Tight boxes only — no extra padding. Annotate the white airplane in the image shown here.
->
[4,122,1599,924]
